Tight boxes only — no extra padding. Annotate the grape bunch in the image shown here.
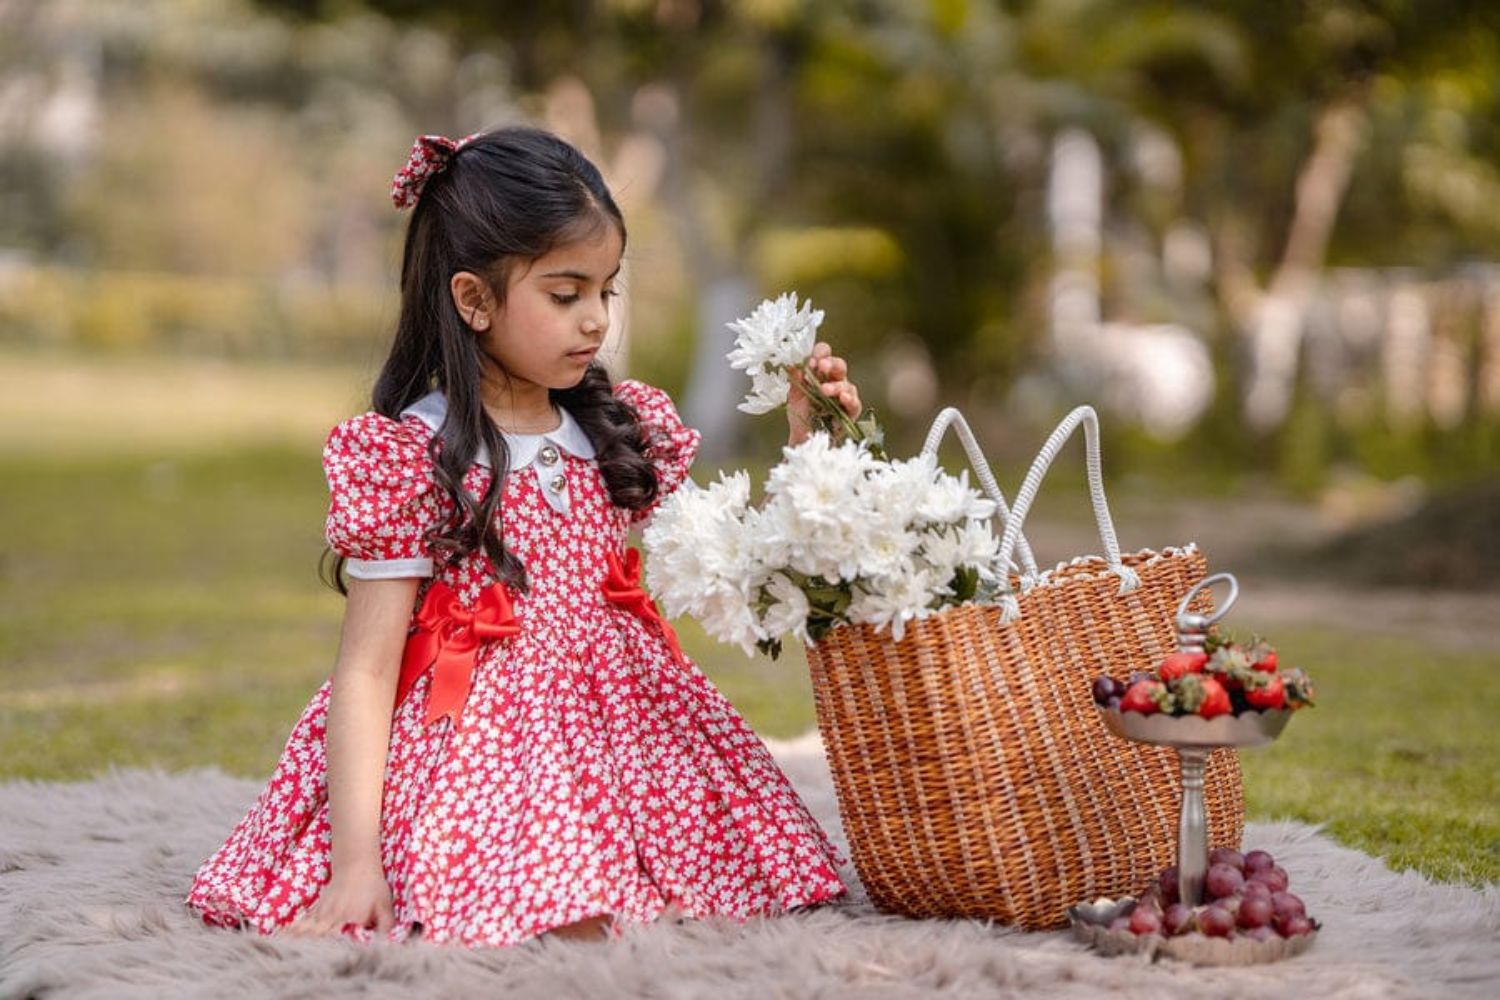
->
[1090,635,1315,719]
[1107,847,1317,941]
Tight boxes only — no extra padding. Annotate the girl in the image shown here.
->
[184,126,864,948]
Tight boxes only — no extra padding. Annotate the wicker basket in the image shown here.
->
[804,407,1244,930]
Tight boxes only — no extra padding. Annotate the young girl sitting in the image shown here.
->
[184,126,864,948]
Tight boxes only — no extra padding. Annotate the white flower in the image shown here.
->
[847,568,951,642]
[765,433,875,528]
[726,292,823,372]
[738,367,790,415]
[915,468,996,525]
[726,293,823,415]
[697,584,766,657]
[644,472,760,622]
[758,572,811,645]
[917,518,1000,584]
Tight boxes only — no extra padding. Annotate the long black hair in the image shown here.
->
[331,126,658,593]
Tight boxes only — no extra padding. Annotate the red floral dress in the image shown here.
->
[184,379,847,947]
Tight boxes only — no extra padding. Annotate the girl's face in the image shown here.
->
[471,224,623,399]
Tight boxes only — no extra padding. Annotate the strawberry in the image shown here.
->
[1245,673,1286,710]
[1253,648,1279,673]
[1197,676,1231,719]
[1158,651,1209,682]
[1121,679,1166,715]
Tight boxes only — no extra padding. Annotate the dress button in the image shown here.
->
[549,473,567,493]
[538,445,559,466]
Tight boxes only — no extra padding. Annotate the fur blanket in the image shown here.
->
[2,733,1496,999]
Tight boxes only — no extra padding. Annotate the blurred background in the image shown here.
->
[2,0,1496,884]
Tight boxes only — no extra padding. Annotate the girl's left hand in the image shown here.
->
[787,342,862,446]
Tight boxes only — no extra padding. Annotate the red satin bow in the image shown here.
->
[603,548,688,669]
[395,580,519,727]
[390,132,483,210]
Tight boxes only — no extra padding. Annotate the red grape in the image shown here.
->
[1248,865,1289,893]
[1157,865,1180,904]
[1271,891,1306,920]
[1091,676,1119,705]
[1198,905,1235,937]
[1243,849,1275,874]
[1162,902,1194,936]
[1275,913,1314,937]
[1241,880,1272,900]
[1129,905,1163,936]
[1205,862,1245,899]
[1237,895,1273,929]
[1208,847,1245,871]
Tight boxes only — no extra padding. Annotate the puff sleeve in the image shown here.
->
[322,413,448,580]
[614,379,702,526]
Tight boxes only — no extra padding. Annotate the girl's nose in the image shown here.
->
[582,304,608,336]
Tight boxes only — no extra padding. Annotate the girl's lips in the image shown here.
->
[568,348,598,361]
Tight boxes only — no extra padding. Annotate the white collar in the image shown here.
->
[400,391,597,468]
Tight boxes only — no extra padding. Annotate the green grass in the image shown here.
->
[0,444,817,781]
[2,442,1496,887]
[1233,625,1500,886]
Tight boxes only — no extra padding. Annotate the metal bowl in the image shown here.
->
[1097,706,1292,749]
[1069,901,1320,966]
[1065,896,1137,927]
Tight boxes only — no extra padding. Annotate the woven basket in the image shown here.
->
[804,407,1244,930]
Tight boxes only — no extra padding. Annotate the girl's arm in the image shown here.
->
[284,576,418,937]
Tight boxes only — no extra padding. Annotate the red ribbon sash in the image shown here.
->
[602,547,688,669]
[395,580,519,727]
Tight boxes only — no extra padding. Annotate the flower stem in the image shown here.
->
[796,361,865,443]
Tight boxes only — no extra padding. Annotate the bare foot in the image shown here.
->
[545,914,614,941]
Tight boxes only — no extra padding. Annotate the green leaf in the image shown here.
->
[950,565,979,602]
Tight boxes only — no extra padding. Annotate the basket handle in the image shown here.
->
[921,407,1041,581]
[994,405,1138,623]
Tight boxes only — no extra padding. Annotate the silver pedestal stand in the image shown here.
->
[1096,572,1291,907]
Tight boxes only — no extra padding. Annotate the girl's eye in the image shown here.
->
[550,292,580,305]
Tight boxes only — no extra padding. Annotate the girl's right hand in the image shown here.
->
[283,859,396,938]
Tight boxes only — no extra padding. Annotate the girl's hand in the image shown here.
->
[283,859,395,939]
[787,342,862,447]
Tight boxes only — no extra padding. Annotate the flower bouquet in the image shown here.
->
[643,293,1007,657]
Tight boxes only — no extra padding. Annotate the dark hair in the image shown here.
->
[328,126,658,593]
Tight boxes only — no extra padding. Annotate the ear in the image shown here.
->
[449,271,496,332]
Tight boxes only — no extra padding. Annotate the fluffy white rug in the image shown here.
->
[2,733,1496,999]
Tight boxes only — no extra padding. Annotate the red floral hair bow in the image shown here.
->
[390,132,482,210]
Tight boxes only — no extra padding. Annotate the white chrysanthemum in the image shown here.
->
[953,518,1003,578]
[644,472,760,623]
[697,584,766,658]
[737,367,790,415]
[758,572,812,645]
[854,460,926,529]
[916,517,1000,585]
[852,519,921,582]
[726,292,824,373]
[915,468,996,525]
[747,495,800,570]
[765,433,876,529]
[847,568,951,642]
